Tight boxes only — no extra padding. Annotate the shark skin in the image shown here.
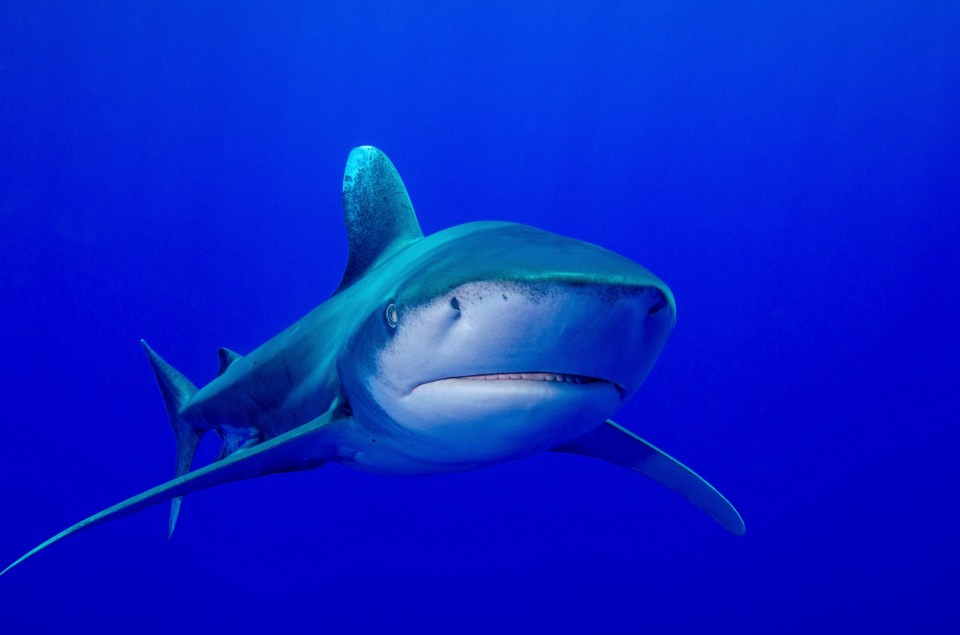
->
[2,146,743,576]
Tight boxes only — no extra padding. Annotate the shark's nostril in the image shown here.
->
[647,297,666,316]
[451,297,462,311]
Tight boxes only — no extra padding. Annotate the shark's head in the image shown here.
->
[335,147,675,469]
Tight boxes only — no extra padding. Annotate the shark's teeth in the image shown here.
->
[458,372,597,384]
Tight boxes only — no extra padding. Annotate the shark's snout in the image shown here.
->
[396,279,675,393]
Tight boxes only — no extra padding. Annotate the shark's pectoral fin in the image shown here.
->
[552,420,745,535]
[1,408,353,577]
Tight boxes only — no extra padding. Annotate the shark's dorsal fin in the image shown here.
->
[336,146,422,292]
[216,347,242,377]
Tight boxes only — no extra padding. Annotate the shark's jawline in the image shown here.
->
[406,371,627,400]
[413,372,625,398]
[423,372,604,384]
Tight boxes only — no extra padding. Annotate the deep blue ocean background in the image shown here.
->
[2,2,958,632]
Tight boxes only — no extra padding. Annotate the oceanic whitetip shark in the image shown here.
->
[2,146,743,576]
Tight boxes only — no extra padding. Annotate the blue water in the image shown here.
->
[2,2,958,632]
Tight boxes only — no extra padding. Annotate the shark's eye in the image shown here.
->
[385,302,399,328]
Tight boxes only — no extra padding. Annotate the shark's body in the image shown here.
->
[2,147,743,576]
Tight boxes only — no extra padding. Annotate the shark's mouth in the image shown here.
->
[416,372,626,398]
[456,372,602,384]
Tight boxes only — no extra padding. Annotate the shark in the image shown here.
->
[2,146,743,576]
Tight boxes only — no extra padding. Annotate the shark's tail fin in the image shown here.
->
[140,340,202,539]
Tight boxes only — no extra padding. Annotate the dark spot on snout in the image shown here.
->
[647,296,667,316]
[451,297,462,311]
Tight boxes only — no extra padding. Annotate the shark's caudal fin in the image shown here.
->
[552,420,745,535]
[140,340,202,538]
[336,146,423,293]
[0,408,348,577]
